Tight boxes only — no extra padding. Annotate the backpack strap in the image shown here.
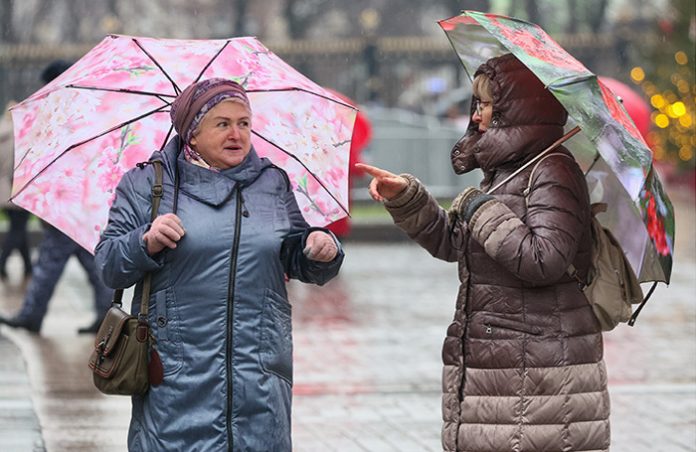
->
[523,152,573,201]
[523,152,585,286]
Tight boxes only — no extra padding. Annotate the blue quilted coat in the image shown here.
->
[95,136,344,451]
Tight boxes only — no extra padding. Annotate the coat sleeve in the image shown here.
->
[466,156,589,284]
[280,185,344,285]
[384,174,464,263]
[94,169,164,289]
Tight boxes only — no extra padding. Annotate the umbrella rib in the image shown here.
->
[546,74,595,89]
[193,40,231,84]
[159,124,175,152]
[132,38,181,95]
[584,153,602,176]
[251,130,349,216]
[64,84,176,103]
[247,87,357,111]
[12,104,170,199]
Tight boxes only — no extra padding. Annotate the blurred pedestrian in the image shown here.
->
[0,60,113,334]
[95,78,344,450]
[0,100,33,282]
[358,54,609,451]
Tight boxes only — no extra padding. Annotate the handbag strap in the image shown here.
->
[111,160,164,325]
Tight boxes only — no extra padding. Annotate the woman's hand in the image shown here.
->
[355,163,409,202]
[304,231,338,262]
[142,213,185,255]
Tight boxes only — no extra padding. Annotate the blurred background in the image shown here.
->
[0,3,694,450]
[0,0,694,215]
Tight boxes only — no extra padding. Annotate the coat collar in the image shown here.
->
[153,136,272,207]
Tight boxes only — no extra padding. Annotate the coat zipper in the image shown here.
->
[226,186,244,451]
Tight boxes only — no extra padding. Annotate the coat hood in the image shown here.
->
[451,53,568,174]
[151,136,273,207]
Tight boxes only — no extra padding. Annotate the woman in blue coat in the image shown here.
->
[95,78,344,451]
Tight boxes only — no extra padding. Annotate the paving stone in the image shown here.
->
[0,194,694,451]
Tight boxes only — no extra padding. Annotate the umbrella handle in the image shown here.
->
[485,126,581,195]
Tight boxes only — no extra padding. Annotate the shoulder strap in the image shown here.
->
[523,152,573,198]
[521,152,584,284]
[486,126,581,195]
[112,160,164,325]
[138,161,163,323]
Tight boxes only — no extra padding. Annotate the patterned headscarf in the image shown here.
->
[170,78,251,169]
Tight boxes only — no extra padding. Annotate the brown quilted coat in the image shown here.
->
[385,54,610,452]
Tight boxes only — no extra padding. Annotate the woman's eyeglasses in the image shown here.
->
[474,100,492,116]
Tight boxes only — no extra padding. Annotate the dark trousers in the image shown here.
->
[16,225,113,328]
[0,208,32,276]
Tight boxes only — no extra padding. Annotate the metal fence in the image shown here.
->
[0,32,637,109]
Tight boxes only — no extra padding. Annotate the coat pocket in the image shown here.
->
[476,313,543,337]
[148,288,184,376]
[260,288,293,385]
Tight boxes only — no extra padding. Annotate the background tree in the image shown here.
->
[633,0,695,170]
[283,0,329,39]
[443,0,491,16]
[234,0,250,36]
[1,0,15,43]
[585,0,609,32]
[566,0,578,33]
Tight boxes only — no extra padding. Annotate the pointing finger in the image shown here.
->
[355,163,396,179]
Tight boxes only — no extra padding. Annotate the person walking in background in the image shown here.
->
[358,53,610,451]
[95,78,343,450]
[0,60,113,334]
[0,100,33,283]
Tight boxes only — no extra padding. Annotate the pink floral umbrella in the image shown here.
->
[10,35,356,252]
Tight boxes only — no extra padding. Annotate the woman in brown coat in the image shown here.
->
[358,54,610,451]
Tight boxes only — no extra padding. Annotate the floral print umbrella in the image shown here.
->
[10,35,356,253]
[440,11,674,284]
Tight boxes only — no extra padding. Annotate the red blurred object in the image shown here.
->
[324,89,373,237]
[598,76,651,144]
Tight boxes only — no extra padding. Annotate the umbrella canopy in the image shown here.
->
[597,76,651,142]
[10,35,356,252]
[439,11,673,284]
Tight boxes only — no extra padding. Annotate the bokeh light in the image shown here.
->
[655,114,670,128]
[674,51,688,65]
[650,94,665,108]
[630,67,645,82]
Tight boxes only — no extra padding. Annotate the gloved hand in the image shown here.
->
[448,187,494,224]
[303,231,338,262]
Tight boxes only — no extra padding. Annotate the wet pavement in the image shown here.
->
[0,192,694,451]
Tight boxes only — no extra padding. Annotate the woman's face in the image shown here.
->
[472,99,493,132]
[190,100,252,169]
